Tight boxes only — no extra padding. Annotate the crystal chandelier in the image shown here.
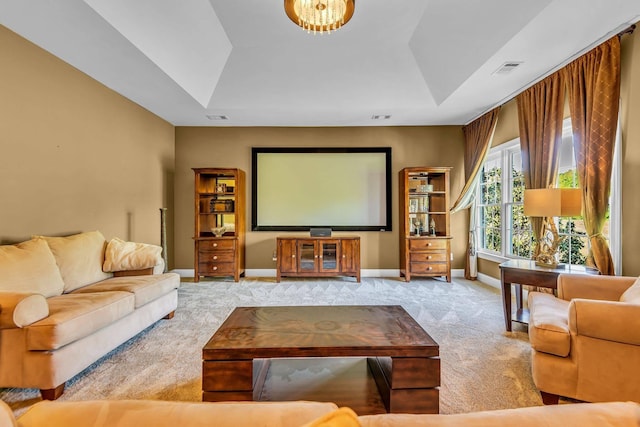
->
[284,0,355,34]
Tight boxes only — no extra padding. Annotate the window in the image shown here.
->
[477,141,533,259]
[476,119,618,268]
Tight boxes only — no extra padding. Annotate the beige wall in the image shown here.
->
[5,19,638,277]
[481,29,640,278]
[174,127,466,272]
[0,25,175,263]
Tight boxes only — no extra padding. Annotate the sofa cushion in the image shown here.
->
[35,231,112,293]
[72,273,180,308]
[102,238,163,272]
[26,291,134,350]
[528,292,571,357]
[358,401,640,427]
[17,400,339,427]
[302,407,360,427]
[620,276,640,304]
[0,239,65,298]
[0,398,17,427]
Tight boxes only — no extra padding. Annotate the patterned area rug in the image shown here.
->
[1,277,539,415]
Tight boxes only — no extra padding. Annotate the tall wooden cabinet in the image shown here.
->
[399,167,452,282]
[193,168,245,282]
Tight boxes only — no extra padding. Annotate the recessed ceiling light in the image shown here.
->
[206,114,229,120]
[371,115,392,120]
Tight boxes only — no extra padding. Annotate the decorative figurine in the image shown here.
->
[429,218,436,236]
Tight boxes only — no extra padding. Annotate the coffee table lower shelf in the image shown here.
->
[203,356,439,415]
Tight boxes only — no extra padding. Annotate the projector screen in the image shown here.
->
[252,147,392,231]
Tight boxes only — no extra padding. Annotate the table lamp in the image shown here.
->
[523,188,582,268]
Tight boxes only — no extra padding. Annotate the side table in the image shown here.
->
[499,259,599,332]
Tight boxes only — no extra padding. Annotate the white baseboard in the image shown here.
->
[478,272,501,290]
[172,268,466,279]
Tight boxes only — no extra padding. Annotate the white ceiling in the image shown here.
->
[1,0,639,127]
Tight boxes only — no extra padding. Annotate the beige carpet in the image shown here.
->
[1,276,540,415]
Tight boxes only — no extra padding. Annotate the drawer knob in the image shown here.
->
[427,243,432,247]
[213,256,218,260]
[427,256,432,260]
[428,266,432,271]
[343,254,346,258]
[213,266,218,271]
[213,243,218,247]
[292,254,296,258]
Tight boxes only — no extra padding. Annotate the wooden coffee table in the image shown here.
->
[202,305,440,414]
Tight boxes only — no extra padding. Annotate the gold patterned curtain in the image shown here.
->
[516,70,566,259]
[562,36,621,275]
[451,107,501,280]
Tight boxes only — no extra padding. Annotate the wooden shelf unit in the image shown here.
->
[193,168,245,282]
[276,236,360,282]
[399,167,452,282]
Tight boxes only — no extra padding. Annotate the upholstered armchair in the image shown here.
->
[527,273,640,404]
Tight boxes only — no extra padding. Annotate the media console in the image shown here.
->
[276,236,360,282]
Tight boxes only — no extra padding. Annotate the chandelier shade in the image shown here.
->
[284,0,355,34]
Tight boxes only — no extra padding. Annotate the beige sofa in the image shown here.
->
[528,273,640,404]
[1,399,639,427]
[0,231,180,400]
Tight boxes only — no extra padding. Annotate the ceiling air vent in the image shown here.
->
[371,115,392,120]
[206,114,229,120]
[493,62,523,75]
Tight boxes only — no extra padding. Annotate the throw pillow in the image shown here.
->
[0,400,17,427]
[620,276,640,304]
[34,231,111,293]
[0,238,64,297]
[300,407,361,427]
[102,238,162,272]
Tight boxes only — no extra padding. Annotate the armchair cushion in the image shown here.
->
[34,231,111,293]
[0,291,49,328]
[528,292,570,357]
[0,238,65,298]
[102,238,162,273]
[620,277,640,304]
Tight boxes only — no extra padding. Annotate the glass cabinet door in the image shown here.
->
[298,241,317,272]
[320,242,338,271]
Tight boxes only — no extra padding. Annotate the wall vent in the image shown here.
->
[493,62,523,75]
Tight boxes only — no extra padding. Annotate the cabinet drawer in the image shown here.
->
[199,252,235,263]
[410,263,449,274]
[410,252,448,263]
[200,240,236,251]
[199,262,235,274]
[409,239,447,251]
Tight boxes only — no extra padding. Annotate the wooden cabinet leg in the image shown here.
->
[540,391,559,405]
[163,310,175,319]
[41,383,65,400]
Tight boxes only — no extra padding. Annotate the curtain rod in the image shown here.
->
[618,24,635,37]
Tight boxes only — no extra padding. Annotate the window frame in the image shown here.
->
[475,118,621,271]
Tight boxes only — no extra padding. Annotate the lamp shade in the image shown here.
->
[523,188,582,217]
